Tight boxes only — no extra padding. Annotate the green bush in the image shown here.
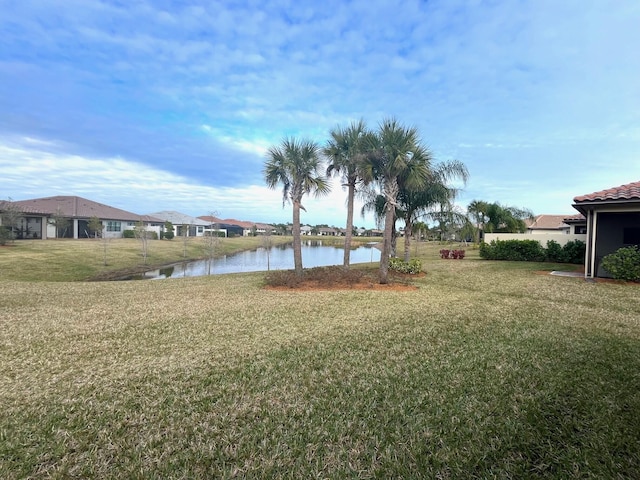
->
[163,230,174,240]
[0,225,13,245]
[545,240,565,262]
[562,240,586,264]
[601,246,640,282]
[481,239,585,264]
[389,258,422,274]
[479,239,546,262]
[123,229,158,240]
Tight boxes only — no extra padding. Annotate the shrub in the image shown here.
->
[601,246,640,282]
[562,240,586,264]
[479,239,546,262]
[389,258,422,274]
[163,230,174,240]
[123,229,158,239]
[0,226,14,245]
[440,249,465,259]
[546,240,565,262]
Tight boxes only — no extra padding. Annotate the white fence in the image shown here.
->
[483,233,586,246]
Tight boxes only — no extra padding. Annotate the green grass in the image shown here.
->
[1,241,639,478]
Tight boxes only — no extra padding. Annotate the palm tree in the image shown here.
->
[324,119,368,269]
[362,118,429,284]
[264,137,330,276]
[397,159,469,261]
[484,202,534,233]
[466,200,490,243]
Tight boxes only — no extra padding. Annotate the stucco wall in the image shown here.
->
[484,233,586,247]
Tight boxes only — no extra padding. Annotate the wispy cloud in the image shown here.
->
[1,0,639,224]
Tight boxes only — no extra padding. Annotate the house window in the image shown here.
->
[128,222,136,226]
[574,225,587,234]
[106,221,122,232]
[197,226,204,233]
[623,227,640,246]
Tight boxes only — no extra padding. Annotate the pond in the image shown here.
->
[137,241,381,279]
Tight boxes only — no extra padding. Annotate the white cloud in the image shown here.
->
[0,137,377,227]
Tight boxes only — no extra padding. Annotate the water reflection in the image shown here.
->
[139,242,380,279]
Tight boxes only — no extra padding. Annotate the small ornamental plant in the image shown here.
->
[389,258,422,274]
[440,249,465,259]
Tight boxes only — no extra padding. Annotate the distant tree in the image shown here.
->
[50,207,70,238]
[202,212,220,275]
[466,200,490,243]
[99,224,110,266]
[484,202,534,233]
[88,216,103,239]
[180,223,192,258]
[397,159,469,261]
[163,221,174,240]
[261,225,274,271]
[264,137,330,276]
[133,221,150,264]
[0,198,23,244]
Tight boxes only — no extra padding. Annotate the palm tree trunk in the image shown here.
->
[404,218,412,262]
[343,182,355,268]
[292,200,303,276]
[379,178,398,284]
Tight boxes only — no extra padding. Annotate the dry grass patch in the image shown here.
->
[1,242,640,478]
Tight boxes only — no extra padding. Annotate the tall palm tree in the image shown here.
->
[397,159,469,261]
[323,119,368,269]
[362,118,429,284]
[264,137,330,276]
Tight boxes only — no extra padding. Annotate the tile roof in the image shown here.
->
[525,214,573,230]
[10,196,163,222]
[147,211,208,225]
[574,181,640,203]
[197,216,273,230]
[562,213,585,223]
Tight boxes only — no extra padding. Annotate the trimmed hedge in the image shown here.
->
[480,239,585,263]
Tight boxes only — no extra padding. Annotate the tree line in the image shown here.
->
[263,118,535,284]
[264,117,473,284]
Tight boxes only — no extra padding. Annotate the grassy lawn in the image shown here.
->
[1,241,639,478]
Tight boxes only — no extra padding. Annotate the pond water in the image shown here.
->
[138,241,381,279]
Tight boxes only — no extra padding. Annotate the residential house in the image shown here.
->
[572,180,640,279]
[2,196,163,239]
[197,216,275,237]
[484,213,587,247]
[147,211,209,237]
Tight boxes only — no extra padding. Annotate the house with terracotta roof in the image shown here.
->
[197,216,275,237]
[1,196,164,239]
[572,181,640,279]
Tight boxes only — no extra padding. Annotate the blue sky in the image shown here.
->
[1,0,639,228]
